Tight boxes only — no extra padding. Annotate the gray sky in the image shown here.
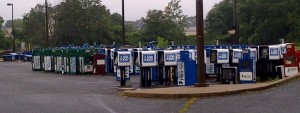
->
[0,0,222,22]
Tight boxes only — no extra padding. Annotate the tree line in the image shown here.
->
[1,0,299,50]
[1,0,190,49]
[205,0,300,45]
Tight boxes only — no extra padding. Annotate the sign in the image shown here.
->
[143,54,155,63]
[84,65,93,72]
[33,56,41,69]
[281,47,287,54]
[70,57,77,73]
[177,62,185,85]
[234,52,243,59]
[206,63,215,74]
[44,56,52,71]
[239,72,253,81]
[97,60,105,65]
[56,57,62,71]
[284,67,298,76]
[119,54,130,63]
[270,48,279,56]
[250,51,256,59]
[177,53,181,60]
[135,66,140,73]
[218,52,228,60]
[189,52,192,59]
[165,54,176,62]
[129,65,134,74]
[116,67,130,79]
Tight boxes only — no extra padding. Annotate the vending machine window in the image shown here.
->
[158,51,164,66]
[284,55,296,65]
[210,50,217,63]
[133,51,140,66]
[241,60,251,70]
[260,47,269,59]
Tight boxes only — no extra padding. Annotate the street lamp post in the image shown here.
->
[7,3,15,52]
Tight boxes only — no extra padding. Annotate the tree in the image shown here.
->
[22,4,47,47]
[4,19,24,42]
[125,24,143,46]
[205,0,300,45]
[0,16,12,50]
[54,0,120,46]
[142,0,188,45]
[156,36,168,48]
[205,0,234,44]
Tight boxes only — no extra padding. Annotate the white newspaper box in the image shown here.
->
[140,51,158,67]
[232,49,243,63]
[114,51,132,67]
[163,50,178,66]
[269,45,281,60]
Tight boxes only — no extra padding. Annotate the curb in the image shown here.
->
[122,74,300,98]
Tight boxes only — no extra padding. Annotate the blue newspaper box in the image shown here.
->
[238,49,256,84]
[177,51,197,86]
[3,55,13,61]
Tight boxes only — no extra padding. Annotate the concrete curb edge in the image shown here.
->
[122,74,300,98]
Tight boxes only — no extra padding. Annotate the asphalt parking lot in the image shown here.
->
[0,62,187,113]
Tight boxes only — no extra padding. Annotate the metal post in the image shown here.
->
[12,4,15,52]
[120,67,126,87]
[233,0,237,44]
[122,0,126,46]
[45,0,49,47]
[195,0,207,87]
[7,3,15,52]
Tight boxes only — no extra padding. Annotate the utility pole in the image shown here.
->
[122,0,126,46]
[233,0,237,44]
[195,0,207,87]
[45,0,49,47]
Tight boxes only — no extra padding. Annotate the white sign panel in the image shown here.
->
[141,51,157,67]
[217,49,229,64]
[44,56,52,71]
[97,60,105,65]
[240,72,253,81]
[117,67,130,79]
[206,63,215,74]
[250,48,257,61]
[84,65,93,72]
[117,51,132,67]
[177,62,185,86]
[33,56,41,69]
[70,57,77,73]
[285,67,298,77]
[164,51,177,66]
[56,57,62,71]
[269,45,280,60]
[232,49,243,63]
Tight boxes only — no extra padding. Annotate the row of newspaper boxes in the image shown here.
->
[31,43,299,87]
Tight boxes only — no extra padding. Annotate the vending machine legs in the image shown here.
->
[158,66,164,85]
[140,67,151,87]
[120,67,126,87]
[158,66,176,86]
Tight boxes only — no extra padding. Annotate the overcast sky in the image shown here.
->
[0,0,222,22]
